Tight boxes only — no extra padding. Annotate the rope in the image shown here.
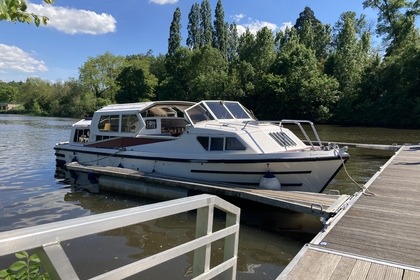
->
[336,148,376,197]
[77,148,125,165]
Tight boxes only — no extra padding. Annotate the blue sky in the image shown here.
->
[1,0,379,82]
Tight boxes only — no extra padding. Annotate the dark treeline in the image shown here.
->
[1,0,419,127]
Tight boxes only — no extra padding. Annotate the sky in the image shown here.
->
[0,0,381,83]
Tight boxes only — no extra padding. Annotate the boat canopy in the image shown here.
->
[185,101,254,125]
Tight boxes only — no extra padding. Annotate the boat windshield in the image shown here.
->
[185,101,253,124]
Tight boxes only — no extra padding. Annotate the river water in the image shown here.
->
[1,114,419,279]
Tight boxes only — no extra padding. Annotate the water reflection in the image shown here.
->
[2,114,420,279]
[61,190,305,279]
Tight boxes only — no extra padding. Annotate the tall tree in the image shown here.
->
[78,52,125,102]
[168,7,182,56]
[269,41,339,122]
[253,27,276,73]
[227,23,239,62]
[200,0,213,47]
[159,47,193,100]
[330,12,373,121]
[213,0,227,57]
[363,0,420,55]
[294,7,332,60]
[187,46,229,100]
[115,56,158,103]
[187,3,201,50]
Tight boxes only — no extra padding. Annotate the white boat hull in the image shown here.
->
[55,145,346,193]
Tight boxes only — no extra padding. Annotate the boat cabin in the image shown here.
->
[70,100,255,145]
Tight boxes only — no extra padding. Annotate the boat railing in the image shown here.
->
[242,119,323,149]
[279,119,323,149]
[204,122,239,131]
[0,194,240,280]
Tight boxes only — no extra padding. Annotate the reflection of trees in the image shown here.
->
[62,188,310,278]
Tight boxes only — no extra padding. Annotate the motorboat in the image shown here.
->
[54,100,349,193]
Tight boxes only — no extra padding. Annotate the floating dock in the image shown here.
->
[278,145,420,279]
[66,162,353,220]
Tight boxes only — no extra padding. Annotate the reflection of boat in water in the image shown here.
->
[55,100,348,193]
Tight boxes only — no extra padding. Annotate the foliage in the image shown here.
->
[78,52,125,102]
[187,3,201,50]
[200,0,212,47]
[2,0,419,128]
[0,251,50,280]
[168,7,182,56]
[115,56,158,103]
[213,0,227,57]
[0,0,54,26]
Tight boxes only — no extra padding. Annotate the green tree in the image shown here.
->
[238,29,256,64]
[53,79,96,117]
[187,3,201,50]
[213,0,227,57]
[187,46,228,100]
[294,7,332,60]
[227,23,239,62]
[78,52,124,102]
[168,7,182,56]
[270,42,339,121]
[327,12,374,123]
[0,0,54,26]
[19,77,54,115]
[372,40,420,126]
[252,27,276,73]
[159,47,193,100]
[363,0,420,55]
[0,82,18,102]
[333,13,371,91]
[115,57,158,103]
[200,0,213,47]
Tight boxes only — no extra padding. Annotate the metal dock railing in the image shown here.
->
[0,194,240,280]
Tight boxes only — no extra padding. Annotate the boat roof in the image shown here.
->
[96,101,196,113]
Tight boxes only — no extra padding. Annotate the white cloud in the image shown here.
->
[232,14,245,22]
[149,0,178,4]
[0,44,48,74]
[27,3,116,35]
[234,15,293,37]
[280,22,293,32]
[237,19,278,36]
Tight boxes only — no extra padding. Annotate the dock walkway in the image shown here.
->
[279,145,420,279]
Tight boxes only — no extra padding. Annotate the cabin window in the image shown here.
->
[225,102,251,119]
[206,101,234,119]
[197,137,209,151]
[225,137,246,150]
[210,137,224,151]
[197,136,246,151]
[73,128,90,143]
[122,114,139,132]
[185,104,214,124]
[96,135,115,141]
[98,115,119,132]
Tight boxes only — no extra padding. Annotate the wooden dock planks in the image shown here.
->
[279,145,420,279]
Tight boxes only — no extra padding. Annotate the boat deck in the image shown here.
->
[278,145,420,279]
[66,162,353,219]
